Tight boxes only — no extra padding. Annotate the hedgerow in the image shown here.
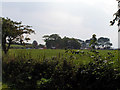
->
[2,49,120,89]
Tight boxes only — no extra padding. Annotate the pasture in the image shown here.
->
[3,49,119,65]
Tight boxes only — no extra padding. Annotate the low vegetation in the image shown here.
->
[2,49,120,89]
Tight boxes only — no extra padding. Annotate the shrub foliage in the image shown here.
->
[2,50,120,89]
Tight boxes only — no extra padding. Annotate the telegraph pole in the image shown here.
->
[117,0,120,63]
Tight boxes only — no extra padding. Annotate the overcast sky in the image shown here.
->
[2,0,119,48]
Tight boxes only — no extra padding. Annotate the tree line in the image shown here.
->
[42,34,112,50]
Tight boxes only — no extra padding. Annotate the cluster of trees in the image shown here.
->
[43,34,81,49]
[84,34,112,49]
[43,34,113,49]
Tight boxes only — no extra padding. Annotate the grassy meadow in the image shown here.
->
[3,49,120,70]
[3,49,119,64]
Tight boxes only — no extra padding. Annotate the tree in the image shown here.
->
[62,37,70,49]
[89,34,97,49]
[104,42,112,49]
[70,38,81,49]
[63,37,81,49]
[110,1,120,32]
[43,34,62,49]
[98,37,111,48]
[2,17,35,54]
[43,34,81,49]
[32,40,38,49]
[85,39,92,48]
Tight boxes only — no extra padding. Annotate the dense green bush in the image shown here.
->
[2,50,120,89]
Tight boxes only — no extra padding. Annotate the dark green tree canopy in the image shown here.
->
[62,37,81,49]
[32,40,38,49]
[2,17,35,54]
[98,37,110,43]
[43,34,61,41]
[89,34,97,49]
[43,34,112,49]
[43,34,81,49]
[110,1,120,32]
[97,37,112,48]
[43,34,62,49]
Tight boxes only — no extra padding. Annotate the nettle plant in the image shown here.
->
[110,0,120,32]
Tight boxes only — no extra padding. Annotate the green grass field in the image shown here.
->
[3,49,119,66]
